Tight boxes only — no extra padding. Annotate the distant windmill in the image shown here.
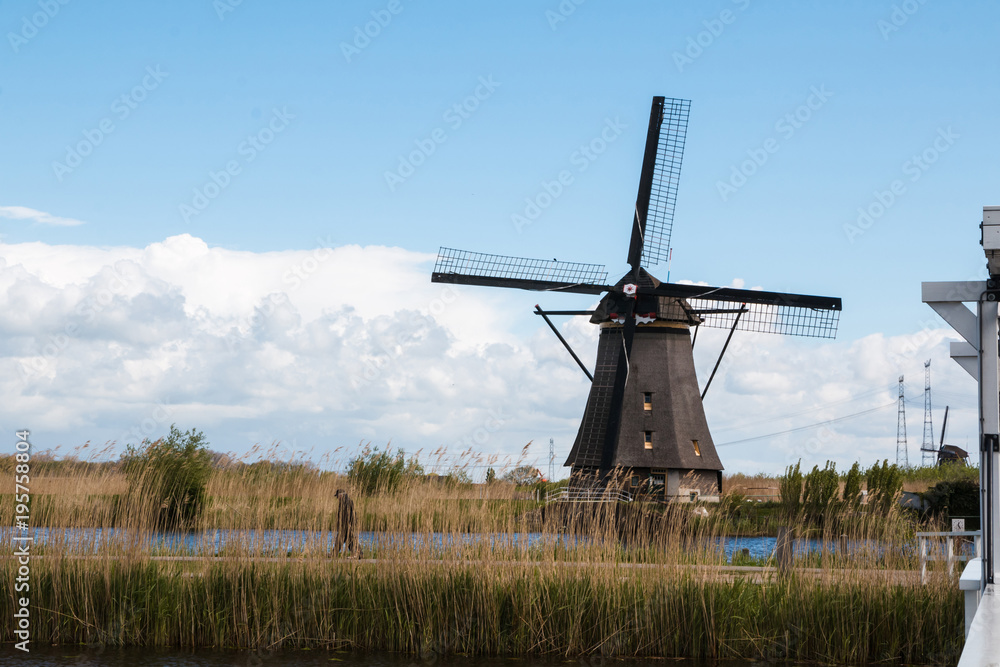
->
[431,97,842,500]
[937,405,969,465]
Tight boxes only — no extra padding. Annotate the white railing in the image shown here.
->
[916,530,982,584]
[546,488,633,504]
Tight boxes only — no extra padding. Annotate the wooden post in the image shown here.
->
[919,536,927,585]
[776,527,793,575]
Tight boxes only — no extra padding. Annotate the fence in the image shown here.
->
[915,530,982,584]
[545,488,633,504]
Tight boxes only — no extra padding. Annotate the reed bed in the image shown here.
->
[1,557,963,663]
[0,447,968,663]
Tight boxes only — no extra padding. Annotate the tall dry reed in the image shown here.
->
[0,446,967,663]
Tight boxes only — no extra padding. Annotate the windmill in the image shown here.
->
[431,97,842,500]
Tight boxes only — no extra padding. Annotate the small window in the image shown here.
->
[643,392,652,411]
[692,439,702,456]
[630,475,640,488]
[644,431,653,449]
[650,472,665,488]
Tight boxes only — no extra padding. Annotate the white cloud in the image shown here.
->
[0,234,977,477]
[0,206,86,227]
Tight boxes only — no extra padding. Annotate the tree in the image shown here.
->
[485,467,496,484]
[501,465,541,486]
[120,425,212,530]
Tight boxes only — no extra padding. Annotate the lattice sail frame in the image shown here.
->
[434,247,608,286]
[641,97,690,268]
[685,298,841,339]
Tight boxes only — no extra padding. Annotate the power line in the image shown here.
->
[716,402,896,447]
[711,384,895,434]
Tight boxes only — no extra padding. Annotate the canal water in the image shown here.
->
[1,526,931,562]
[0,647,789,667]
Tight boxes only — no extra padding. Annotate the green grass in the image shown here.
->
[0,558,963,663]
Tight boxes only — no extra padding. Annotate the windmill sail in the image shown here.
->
[643,282,842,338]
[628,97,690,269]
[432,247,609,294]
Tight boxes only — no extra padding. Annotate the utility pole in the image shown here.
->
[549,437,555,482]
[921,359,936,466]
[896,375,909,467]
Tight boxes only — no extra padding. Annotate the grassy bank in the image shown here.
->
[1,446,973,663]
[1,557,963,663]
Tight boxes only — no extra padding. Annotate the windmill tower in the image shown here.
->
[896,375,909,467]
[921,359,936,466]
[431,97,842,501]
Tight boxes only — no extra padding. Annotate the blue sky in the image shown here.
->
[1,0,997,475]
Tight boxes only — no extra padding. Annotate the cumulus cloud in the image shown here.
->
[0,206,86,227]
[0,234,977,476]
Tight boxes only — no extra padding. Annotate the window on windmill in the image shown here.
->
[643,392,652,411]
[644,431,653,449]
[692,439,702,456]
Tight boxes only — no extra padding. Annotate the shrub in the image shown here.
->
[443,467,473,486]
[922,479,980,523]
[120,425,212,530]
[346,445,423,495]
[866,459,903,513]
[779,461,803,515]
[843,462,863,507]
[721,491,750,519]
[803,461,839,524]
